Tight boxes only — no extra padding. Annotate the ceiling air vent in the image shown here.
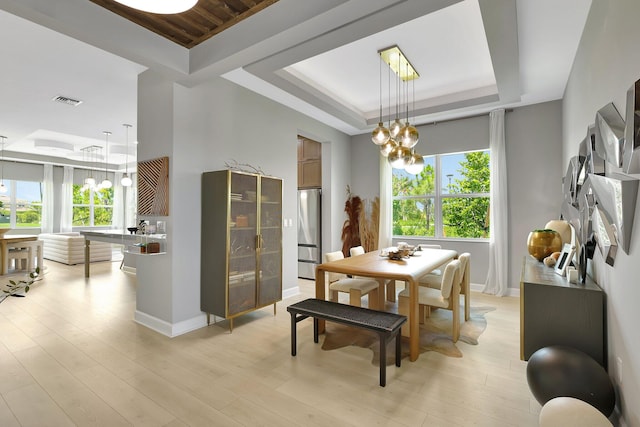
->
[52,95,83,106]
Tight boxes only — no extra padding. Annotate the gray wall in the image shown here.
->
[350,101,563,291]
[136,72,352,328]
[563,0,640,424]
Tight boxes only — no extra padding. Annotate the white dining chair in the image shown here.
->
[420,252,471,321]
[349,245,388,307]
[325,251,380,309]
[398,259,462,341]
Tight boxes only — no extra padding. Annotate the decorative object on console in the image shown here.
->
[554,243,575,276]
[527,229,562,262]
[544,219,572,246]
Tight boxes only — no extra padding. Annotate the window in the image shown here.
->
[392,149,490,239]
[72,185,114,226]
[0,180,42,229]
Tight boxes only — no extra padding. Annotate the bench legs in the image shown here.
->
[289,310,402,387]
[378,330,403,387]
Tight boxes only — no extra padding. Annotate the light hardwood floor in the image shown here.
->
[0,260,541,426]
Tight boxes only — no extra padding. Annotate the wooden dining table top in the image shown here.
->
[315,248,457,281]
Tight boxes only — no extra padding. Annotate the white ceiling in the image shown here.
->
[0,0,592,168]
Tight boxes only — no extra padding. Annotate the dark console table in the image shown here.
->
[520,256,606,367]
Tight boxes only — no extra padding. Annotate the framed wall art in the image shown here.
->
[138,156,169,216]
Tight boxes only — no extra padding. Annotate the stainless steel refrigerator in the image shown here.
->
[298,188,322,279]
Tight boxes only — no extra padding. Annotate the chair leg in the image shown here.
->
[386,280,396,302]
[463,282,471,321]
[397,295,410,338]
[452,295,460,343]
[349,289,363,307]
[368,287,379,310]
[419,304,426,324]
[329,289,339,302]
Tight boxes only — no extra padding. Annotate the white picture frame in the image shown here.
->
[554,243,575,276]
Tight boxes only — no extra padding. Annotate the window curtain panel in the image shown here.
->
[60,166,74,232]
[112,172,124,230]
[483,109,509,296]
[378,154,392,249]
[41,164,54,233]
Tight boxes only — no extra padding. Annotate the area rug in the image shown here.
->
[321,304,495,366]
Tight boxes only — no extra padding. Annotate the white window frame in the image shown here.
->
[392,149,490,241]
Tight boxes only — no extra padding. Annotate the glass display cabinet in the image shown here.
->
[201,170,282,331]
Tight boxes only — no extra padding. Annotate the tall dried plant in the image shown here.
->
[359,197,380,252]
[341,186,362,257]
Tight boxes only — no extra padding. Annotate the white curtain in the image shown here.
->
[60,166,73,232]
[483,109,509,296]
[112,172,124,230]
[378,154,393,250]
[41,164,54,233]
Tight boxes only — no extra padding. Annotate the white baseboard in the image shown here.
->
[282,286,299,300]
[134,311,207,337]
[470,283,520,297]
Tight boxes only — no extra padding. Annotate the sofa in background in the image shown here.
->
[38,232,112,265]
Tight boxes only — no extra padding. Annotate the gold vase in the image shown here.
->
[527,229,562,261]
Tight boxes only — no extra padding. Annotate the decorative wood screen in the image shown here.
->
[138,156,169,215]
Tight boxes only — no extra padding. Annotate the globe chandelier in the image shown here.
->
[113,0,197,14]
[371,45,424,174]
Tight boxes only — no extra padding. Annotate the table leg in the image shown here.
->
[315,267,326,334]
[409,279,419,361]
[84,239,90,278]
[37,241,43,272]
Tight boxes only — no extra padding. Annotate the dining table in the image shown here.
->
[0,234,39,275]
[315,247,457,361]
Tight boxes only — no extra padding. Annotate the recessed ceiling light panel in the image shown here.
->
[113,0,197,14]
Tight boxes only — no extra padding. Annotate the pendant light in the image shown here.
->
[121,124,133,187]
[113,0,197,14]
[100,131,113,189]
[373,45,424,173]
[84,146,96,189]
[0,136,7,194]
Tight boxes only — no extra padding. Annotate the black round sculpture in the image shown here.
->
[526,345,615,417]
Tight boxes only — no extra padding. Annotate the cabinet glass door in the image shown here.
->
[258,176,282,306]
[228,172,258,315]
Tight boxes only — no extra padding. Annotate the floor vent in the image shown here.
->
[52,95,83,106]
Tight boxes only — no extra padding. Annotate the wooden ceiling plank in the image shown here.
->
[190,0,279,47]
[89,0,279,49]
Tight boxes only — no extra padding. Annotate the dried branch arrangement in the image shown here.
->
[359,196,380,252]
[341,186,380,256]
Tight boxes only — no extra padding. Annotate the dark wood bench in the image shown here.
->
[287,298,407,386]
